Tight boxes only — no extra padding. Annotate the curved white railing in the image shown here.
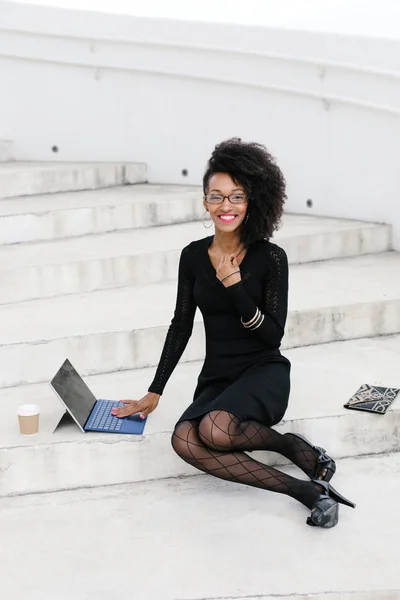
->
[2,28,400,117]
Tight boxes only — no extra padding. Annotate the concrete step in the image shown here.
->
[0,139,14,162]
[0,217,391,304]
[0,453,399,599]
[0,184,201,244]
[1,335,399,496]
[0,161,147,200]
[1,251,399,388]
[0,181,391,250]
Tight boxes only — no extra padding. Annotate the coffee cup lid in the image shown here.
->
[17,404,40,416]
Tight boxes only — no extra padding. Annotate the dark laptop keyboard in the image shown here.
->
[86,400,123,431]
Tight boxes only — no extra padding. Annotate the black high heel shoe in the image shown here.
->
[307,479,356,529]
[288,433,336,482]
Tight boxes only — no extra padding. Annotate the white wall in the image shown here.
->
[8,0,400,38]
[1,1,400,247]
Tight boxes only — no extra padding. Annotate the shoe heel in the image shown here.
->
[312,479,356,509]
[329,485,356,509]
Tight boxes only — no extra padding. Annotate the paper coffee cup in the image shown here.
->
[17,404,40,435]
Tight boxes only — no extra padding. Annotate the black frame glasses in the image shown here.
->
[204,193,248,205]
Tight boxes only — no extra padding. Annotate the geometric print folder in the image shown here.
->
[344,384,400,415]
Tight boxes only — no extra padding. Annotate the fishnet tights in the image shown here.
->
[172,412,323,510]
[198,410,321,478]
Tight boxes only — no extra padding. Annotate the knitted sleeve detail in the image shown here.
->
[148,245,197,395]
[225,243,288,348]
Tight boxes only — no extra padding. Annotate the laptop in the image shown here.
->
[50,358,147,434]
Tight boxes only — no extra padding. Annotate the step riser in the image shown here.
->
[2,300,399,388]
[1,408,398,497]
[0,192,203,244]
[0,140,14,162]
[1,227,392,304]
[0,163,147,199]
[0,188,391,249]
[0,249,182,304]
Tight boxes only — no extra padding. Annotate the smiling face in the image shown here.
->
[203,172,248,233]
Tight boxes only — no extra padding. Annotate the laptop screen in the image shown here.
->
[50,359,97,429]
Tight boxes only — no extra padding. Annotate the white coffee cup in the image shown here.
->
[17,404,40,435]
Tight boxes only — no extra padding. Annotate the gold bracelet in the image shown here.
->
[241,308,260,328]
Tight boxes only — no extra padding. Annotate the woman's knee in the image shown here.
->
[198,410,239,450]
[171,420,197,457]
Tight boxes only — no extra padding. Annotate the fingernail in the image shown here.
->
[140,414,145,419]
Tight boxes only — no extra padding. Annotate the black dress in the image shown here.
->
[148,235,291,427]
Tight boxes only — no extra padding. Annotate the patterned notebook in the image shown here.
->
[344,384,400,415]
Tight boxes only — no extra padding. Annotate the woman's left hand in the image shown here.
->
[216,254,242,287]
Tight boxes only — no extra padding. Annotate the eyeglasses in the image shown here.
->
[205,193,248,205]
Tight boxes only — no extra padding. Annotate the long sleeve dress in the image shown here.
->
[148,235,291,427]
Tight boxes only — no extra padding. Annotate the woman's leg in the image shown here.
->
[171,419,322,510]
[198,410,325,478]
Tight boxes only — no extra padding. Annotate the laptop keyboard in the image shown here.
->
[86,400,124,432]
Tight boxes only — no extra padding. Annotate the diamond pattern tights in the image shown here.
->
[171,410,323,509]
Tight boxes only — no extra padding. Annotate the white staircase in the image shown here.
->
[1,453,399,600]
[1,161,399,599]
[0,161,146,199]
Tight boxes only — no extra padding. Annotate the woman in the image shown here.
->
[112,138,355,528]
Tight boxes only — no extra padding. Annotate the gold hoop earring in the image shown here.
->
[202,210,213,229]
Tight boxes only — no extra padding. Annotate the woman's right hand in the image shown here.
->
[111,392,160,420]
